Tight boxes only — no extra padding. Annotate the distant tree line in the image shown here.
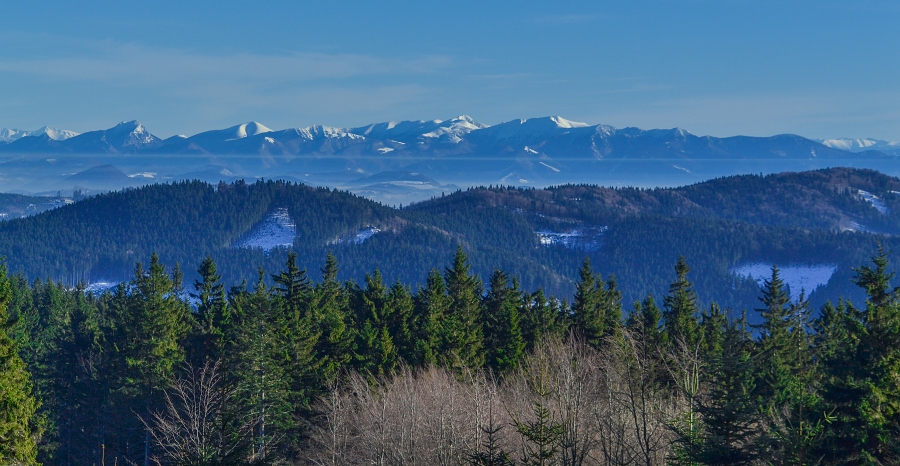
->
[2,245,900,464]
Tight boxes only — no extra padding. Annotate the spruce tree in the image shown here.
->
[411,269,448,366]
[189,256,227,364]
[754,266,821,463]
[353,270,398,376]
[113,253,190,466]
[312,254,354,383]
[228,268,295,461]
[0,262,41,466]
[813,299,865,463]
[852,249,900,463]
[384,280,415,363]
[442,246,485,370]
[696,312,760,466]
[663,256,701,350]
[271,253,321,411]
[520,289,566,351]
[571,257,605,347]
[483,270,525,373]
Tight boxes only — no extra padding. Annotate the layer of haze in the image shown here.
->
[1,0,898,140]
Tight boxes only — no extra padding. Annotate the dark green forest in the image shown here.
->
[0,167,898,313]
[3,246,900,464]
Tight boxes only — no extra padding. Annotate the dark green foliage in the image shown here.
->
[352,270,399,376]
[441,246,485,370]
[520,289,567,351]
[226,269,295,460]
[8,235,900,463]
[695,312,760,466]
[483,270,526,372]
[311,254,354,383]
[754,266,823,464]
[0,170,897,319]
[664,257,701,349]
[571,258,621,347]
[0,263,41,465]
[189,255,228,364]
[514,380,565,466]
[411,269,449,366]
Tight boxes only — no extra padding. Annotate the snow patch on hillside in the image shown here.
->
[732,263,837,299]
[84,281,119,294]
[858,189,889,214]
[329,226,381,245]
[537,227,607,251]
[232,208,296,252]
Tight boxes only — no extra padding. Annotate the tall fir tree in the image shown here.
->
[411,269,449,366]
[695,312,761,466]
[754,266,821,463]
[483,270,526,373]
[442,246,485,370]
[813,299,866,464]
[520,289,566,352]
[271,253,322,412]
[571,257,604,347]
[571,258,621,347]
[311,254,355,383]
[663,256,701,350]
[352,270,398,376]
[852,249,900,463]
[384,280,416,364]
[188,256,228,364]
[113,253,190,466]
[228,268,295,461]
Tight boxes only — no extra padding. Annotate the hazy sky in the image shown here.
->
[1,1,898,140]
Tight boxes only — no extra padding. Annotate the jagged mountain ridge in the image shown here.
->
[1,116,898,204]
[0,126,80,143]
[2,116,893,161]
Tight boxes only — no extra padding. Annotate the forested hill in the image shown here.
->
[0,168,898,311]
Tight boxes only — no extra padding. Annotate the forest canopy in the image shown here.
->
[3,246,900,465]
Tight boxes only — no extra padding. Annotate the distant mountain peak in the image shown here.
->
[0,126,80,143]
[226,122,273,140]
[109,121,159,148]
[549,116,589,129]
[818,137,900,153]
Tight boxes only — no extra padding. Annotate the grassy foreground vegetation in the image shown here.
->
[1,245,900,465]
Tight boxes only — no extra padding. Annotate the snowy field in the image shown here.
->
[232,207,297,252]
[731,263,838,299]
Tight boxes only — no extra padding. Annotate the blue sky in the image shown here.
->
[1,0,898,140]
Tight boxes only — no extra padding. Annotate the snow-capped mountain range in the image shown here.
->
[0,116,898,204]
[0,126,79,143]
[818,138,900,154]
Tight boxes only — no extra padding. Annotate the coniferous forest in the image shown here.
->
[0,167,898,313]
[3,244,900,465]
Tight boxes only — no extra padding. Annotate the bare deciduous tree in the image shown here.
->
[143,360,254,466]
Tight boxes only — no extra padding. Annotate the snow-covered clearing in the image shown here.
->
[329,226,381,245]
[84,281,119,294]
[731,263,837,299]
[536,227,607,251]
[858,189,889,214]
[232,207,297,252]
